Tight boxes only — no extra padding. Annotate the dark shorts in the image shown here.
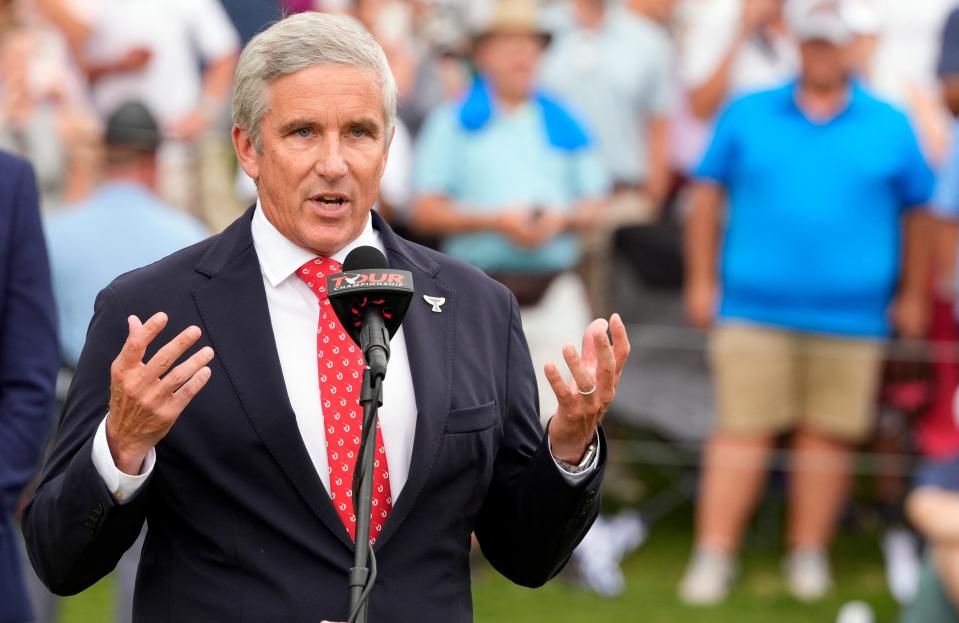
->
[915,454,959,492]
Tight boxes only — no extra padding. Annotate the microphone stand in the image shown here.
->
[338,283,402,623]
[347,367,383,623]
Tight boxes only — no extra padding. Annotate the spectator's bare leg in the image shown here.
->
[907,489,959,608]
[908,488,959,543]
[787,428,853,550]
[696,433,774,552]
[932,546,959,608]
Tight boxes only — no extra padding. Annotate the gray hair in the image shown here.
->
[232,12,398,152]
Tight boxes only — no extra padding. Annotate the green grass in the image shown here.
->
[58,512,898,622]
[60,576,112,623]
[473,516,898,623]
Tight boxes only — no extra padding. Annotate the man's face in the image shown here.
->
[233,63,391,257]
[475,31,544,101]
[800,39,850,89]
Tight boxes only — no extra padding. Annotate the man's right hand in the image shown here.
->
[684,279,717,330]
[106,312,214,474]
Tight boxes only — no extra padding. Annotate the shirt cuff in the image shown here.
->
[91,415,155,503]
[548,431,601,485]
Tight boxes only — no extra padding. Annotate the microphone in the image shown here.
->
[326,246,414,381]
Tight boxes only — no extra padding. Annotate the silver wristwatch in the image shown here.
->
[556,436,598,474]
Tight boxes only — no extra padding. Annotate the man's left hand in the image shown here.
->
[545,313,630,464]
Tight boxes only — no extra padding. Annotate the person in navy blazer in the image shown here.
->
[22,13,629,622]
[0,152,59,623]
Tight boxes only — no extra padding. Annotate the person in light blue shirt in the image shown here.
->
[46,181,208,367]
[31,101,206,623]
[46,105,208,368]
[411,0,610,425]
[680,1,935,607]
[538,0,674,197]
[536,0,675,321]
[411,12,609,276]
[412,84,608,273]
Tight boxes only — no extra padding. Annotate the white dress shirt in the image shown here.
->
[92,205,597,502]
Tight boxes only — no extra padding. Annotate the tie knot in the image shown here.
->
[297,257,342,299]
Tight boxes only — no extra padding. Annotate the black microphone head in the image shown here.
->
[326,246,414,346]
[344,245,389,272]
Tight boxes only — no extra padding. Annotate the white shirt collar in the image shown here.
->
[251,199,385,288]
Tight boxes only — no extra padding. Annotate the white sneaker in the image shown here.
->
[569,511,648,597]
[836,600,875,623]
[882,528,920,604]
[785,549,832,601]
[607,510,647,560]
[678,549,736,605]
[570,517,627,597]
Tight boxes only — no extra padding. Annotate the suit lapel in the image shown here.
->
[189,210,457,552]
[191,210,353,549]
[373,216,455,550]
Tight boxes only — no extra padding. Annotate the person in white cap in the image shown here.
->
[680,0,935,605]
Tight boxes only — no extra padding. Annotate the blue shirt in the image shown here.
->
[45,182,208,366]
[413,94,609,273]
[931,122,959,317]
[933,123,959,222]
[539,3,674,185]
[696,81,935,337]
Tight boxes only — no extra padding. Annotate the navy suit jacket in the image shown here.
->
[0,152,58,623]
[23,209,604,622]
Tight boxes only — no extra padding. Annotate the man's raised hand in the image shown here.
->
[106,312,214,474]
[545,313,630,464]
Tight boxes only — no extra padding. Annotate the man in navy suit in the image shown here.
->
[23,13,629,622]
[0,152,59,623]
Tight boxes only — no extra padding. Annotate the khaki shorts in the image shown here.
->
[709,323,884,442]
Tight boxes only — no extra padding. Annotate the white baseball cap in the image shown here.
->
[843,0,881,36]
[786,0,854,45]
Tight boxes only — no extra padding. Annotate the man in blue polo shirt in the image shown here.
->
[679,0,935,605]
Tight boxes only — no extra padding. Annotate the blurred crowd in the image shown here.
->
[8,0,959,620]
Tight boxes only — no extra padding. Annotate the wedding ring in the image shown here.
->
[577,385,596,396]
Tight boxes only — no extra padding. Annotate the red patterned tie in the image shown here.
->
[297,257,392,543]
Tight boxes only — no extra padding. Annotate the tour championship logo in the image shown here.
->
[328,270,411,294]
